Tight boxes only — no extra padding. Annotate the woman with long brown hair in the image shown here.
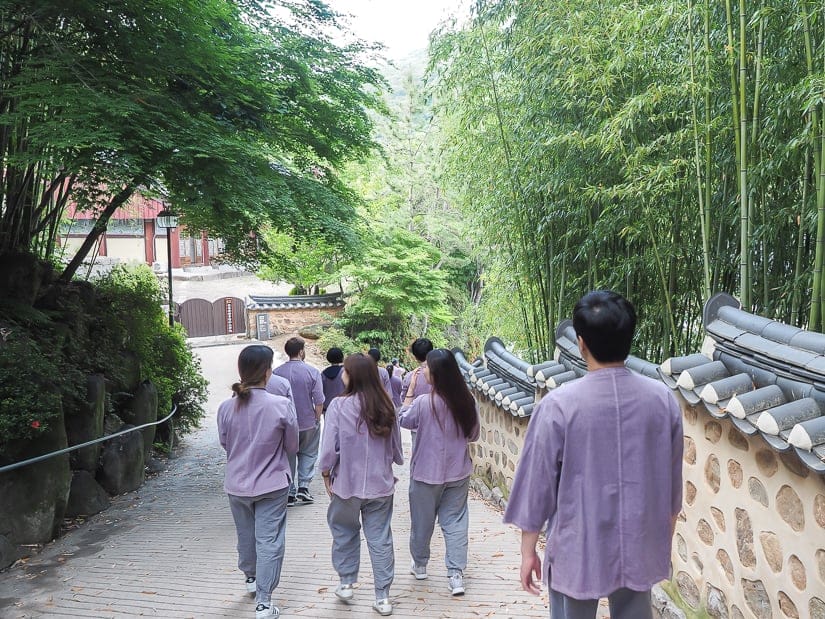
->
[318,353,403,616]
[399,348,479,597]
[217,345,299,619]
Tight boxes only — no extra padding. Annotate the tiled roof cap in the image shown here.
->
[246,293,345,310]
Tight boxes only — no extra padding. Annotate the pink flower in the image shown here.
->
[30,420,41,429]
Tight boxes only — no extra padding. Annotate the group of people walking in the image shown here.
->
[217,336,479,618]
[217,290,684,619]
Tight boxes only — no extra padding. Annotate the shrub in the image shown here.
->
[317,327,360,356]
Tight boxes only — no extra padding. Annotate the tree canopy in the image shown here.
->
[0,0,385,279]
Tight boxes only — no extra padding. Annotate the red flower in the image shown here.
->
[30,420,41,429]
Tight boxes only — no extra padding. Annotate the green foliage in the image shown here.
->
[317,327,361,357]
[258,228,340,293]
[0,330,63,449]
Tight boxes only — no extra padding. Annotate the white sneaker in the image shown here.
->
[255,602,280,618]
[410,560,427,580]
[448,572,465,596]
[373,598,393,616]
[245,576,256,594]
[334,583,354,603]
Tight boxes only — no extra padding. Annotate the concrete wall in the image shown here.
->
[672,399,825,618]
[105,238,144,262]
[252,306,344,339]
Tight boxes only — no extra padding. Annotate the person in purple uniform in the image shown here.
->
[319,353,404,617]
[386,363,402,409]
[367,347,393,398]
[504,291,683,619]
[321,347,346,413]
[273,336,325,506]
[265,372,293,401]
[399,348,479,596]
[217,345,299,619]
[400,338,433,401]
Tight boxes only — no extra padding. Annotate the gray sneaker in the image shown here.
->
[410,560,427,580]
[255,602,280,618]
[373,598,393,616]
[448,572,465,596]
[245,576,256,594]
[334,583,354,603]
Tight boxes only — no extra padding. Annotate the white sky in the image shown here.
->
[326,0,467,60]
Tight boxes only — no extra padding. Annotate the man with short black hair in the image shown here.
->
[273,336,325,506]
[504,290,683,619]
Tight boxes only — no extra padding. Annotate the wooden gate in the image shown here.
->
[178,297,246,337]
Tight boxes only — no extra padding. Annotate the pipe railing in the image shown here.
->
[0,405,177,475]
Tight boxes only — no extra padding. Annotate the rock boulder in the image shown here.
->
[96,427,145,495]
[66,470,110,517]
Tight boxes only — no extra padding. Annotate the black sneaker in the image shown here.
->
[287,495,296,507]
[296,487,315,503]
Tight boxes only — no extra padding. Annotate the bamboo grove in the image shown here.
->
[429,0,825,361]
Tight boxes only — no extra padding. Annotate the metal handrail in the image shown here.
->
[0,405,177,474]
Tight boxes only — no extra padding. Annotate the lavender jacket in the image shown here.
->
[217,388,299,497]
[399,393,479,484]
[503,367,683,599]
[265,373,293,401]
[400,365,432,401]
[318,394,404,500]
[273,359,324,431]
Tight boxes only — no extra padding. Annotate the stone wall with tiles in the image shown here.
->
[672,398,825,619]
[469,397,532,507]
[251,306,343,339]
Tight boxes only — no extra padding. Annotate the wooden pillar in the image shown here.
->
[170,227,182,268]
[99,233,108,257]
[201,231,210,265]
[144,219,155,264]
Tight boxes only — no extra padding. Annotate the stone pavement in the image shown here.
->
[0,343,607,619]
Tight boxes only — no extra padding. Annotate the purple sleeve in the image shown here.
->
[318,399,341,474]
[400,372,411,401]
[468,406,481,442]
[311,370,325,407]
[391,418,404,465]
[503,397,563,532]
[283,400,299,455]
[669,393,684,517]
[399,396,422,430]
[217,405,228,449]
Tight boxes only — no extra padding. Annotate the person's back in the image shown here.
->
[531,369,681,595]
[273,358,323,430]
[322,347,346,412]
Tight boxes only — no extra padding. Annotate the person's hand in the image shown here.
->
[520,549,542,596]
[409,368,418,390]
[323,475,333,498]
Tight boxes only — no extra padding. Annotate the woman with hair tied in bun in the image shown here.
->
[319,353,403,616]
[217,345,299,619]
[400,348,479,597]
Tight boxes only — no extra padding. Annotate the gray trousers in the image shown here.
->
[408,476,470,575]
[288,422,321,495]
[327,494,395,599]
[550,588,652,619]
[227,487,289,605]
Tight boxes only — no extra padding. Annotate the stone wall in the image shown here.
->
[252,306,343,339]
[673,398,825,618]
[469,397,532,507]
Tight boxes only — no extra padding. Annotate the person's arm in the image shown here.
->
[399,396,421,430]
[318,400,341,497]
[283,400,299,456]
[391,418,404,465]
[669,392,684,536]
[519,530,542,595]
[312,370,325,421]
[402,368,419,406]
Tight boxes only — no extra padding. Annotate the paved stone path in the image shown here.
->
[0,343,608,619]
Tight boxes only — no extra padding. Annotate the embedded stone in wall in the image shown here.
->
[788,554,806,590]
[755,449,778,477]
[810,597,825,619]
[759,531,783,573]
[676,533,687,562]
[706,585,729,619]
[507,439,518,456]
[741,579,771,619]
[728,428,749,451]
[780,452,809,478]
[685,406,698,425]
[814,494,825,529]
[735,508,756,567]
[684,436,696,465]
[711,506,726,531]
[705,421,722,443]
[728,460,743,488]
[685,481,697,506]
[494,430,501,446]
[731,605,744,619]
[776,485,805,532]
[692,553,704,573]
[697,519,714,545]
[817,549,825,585]
[748,477,769,507]
[716,549,734,585]
[705,454,721,493]
[778,591,799,618]
[676,571,701,610]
